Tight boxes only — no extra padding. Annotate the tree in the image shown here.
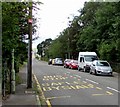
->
[2,2,41,95]
[37,38,52,58]
[37,2,120,64]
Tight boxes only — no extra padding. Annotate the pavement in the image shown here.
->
[2,64,41,107]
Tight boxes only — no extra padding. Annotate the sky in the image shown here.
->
[32,0,90,49]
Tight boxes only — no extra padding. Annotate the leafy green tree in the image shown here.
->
[37,2,120,65]
[2,2,41,95]
[37,38,52,58]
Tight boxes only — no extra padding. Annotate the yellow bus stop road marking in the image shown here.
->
[92,94,105,96]
[47,96,71,100]
[96,87,102,90]
[106,91,113,95]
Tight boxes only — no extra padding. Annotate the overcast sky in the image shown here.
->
[32,0,89,49]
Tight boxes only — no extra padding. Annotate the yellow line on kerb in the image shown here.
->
[46,100,52,107]
[33,74,52,107]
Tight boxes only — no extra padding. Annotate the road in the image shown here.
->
[33,58,119,106]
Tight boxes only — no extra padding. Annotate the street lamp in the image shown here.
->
[27,2,32,88]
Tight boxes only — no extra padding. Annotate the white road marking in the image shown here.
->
[86,79,99,84]
[83,81,87,83]
[107,87,120,93]
[75,75,81,78]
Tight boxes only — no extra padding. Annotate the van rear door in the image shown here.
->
[78,56,84,69]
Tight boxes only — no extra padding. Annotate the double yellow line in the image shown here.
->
[33,74,52,107]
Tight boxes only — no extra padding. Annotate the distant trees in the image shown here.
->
[37,2,120,63]
[37,38,52,59]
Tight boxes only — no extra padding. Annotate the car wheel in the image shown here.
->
[94,70,98,76]
[110,72,113,76]
[69,66,71,69]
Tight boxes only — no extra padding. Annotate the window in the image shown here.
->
[84,55,98,62]
[97,61,109,66]
[80,57,84,62]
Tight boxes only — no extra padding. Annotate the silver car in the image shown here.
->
[54,58,63,66]
[90,60,112,76]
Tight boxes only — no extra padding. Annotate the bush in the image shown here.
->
[110,62,120,73]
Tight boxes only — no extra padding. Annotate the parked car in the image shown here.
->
[54,58,63,65]
[78,52,98,72]
[69,60,78,69]
[90,60,112,76]
[64,59,71,68]
[52,59,55,65]
[48,59,52,65]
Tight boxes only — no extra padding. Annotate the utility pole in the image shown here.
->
[27,2,32,88]
[11,49,15,93]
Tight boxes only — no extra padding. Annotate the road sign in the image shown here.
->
[28,19,32,24]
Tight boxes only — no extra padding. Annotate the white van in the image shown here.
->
[78,52,98,72]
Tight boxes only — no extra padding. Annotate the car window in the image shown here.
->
[73,60,78,64]
[56,58,62,61]
[67,59,71,62]
[80,57,84,62]
[85,57,93,62]
[84,55,98,62]
[97,61,109,66]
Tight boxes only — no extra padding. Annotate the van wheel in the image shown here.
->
[89,70,92,74]
[83,67,86,72]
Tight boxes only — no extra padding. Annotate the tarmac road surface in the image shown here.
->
[33,58,119,106]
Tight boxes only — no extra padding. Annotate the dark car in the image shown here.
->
[69,60,78,69]
[64,59,71,68]
[48,59,52,65]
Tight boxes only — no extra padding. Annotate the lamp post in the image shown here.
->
[11,49,15,93]
[27,2,32,88]
[68,38,70,59]
[67,28,70,59]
